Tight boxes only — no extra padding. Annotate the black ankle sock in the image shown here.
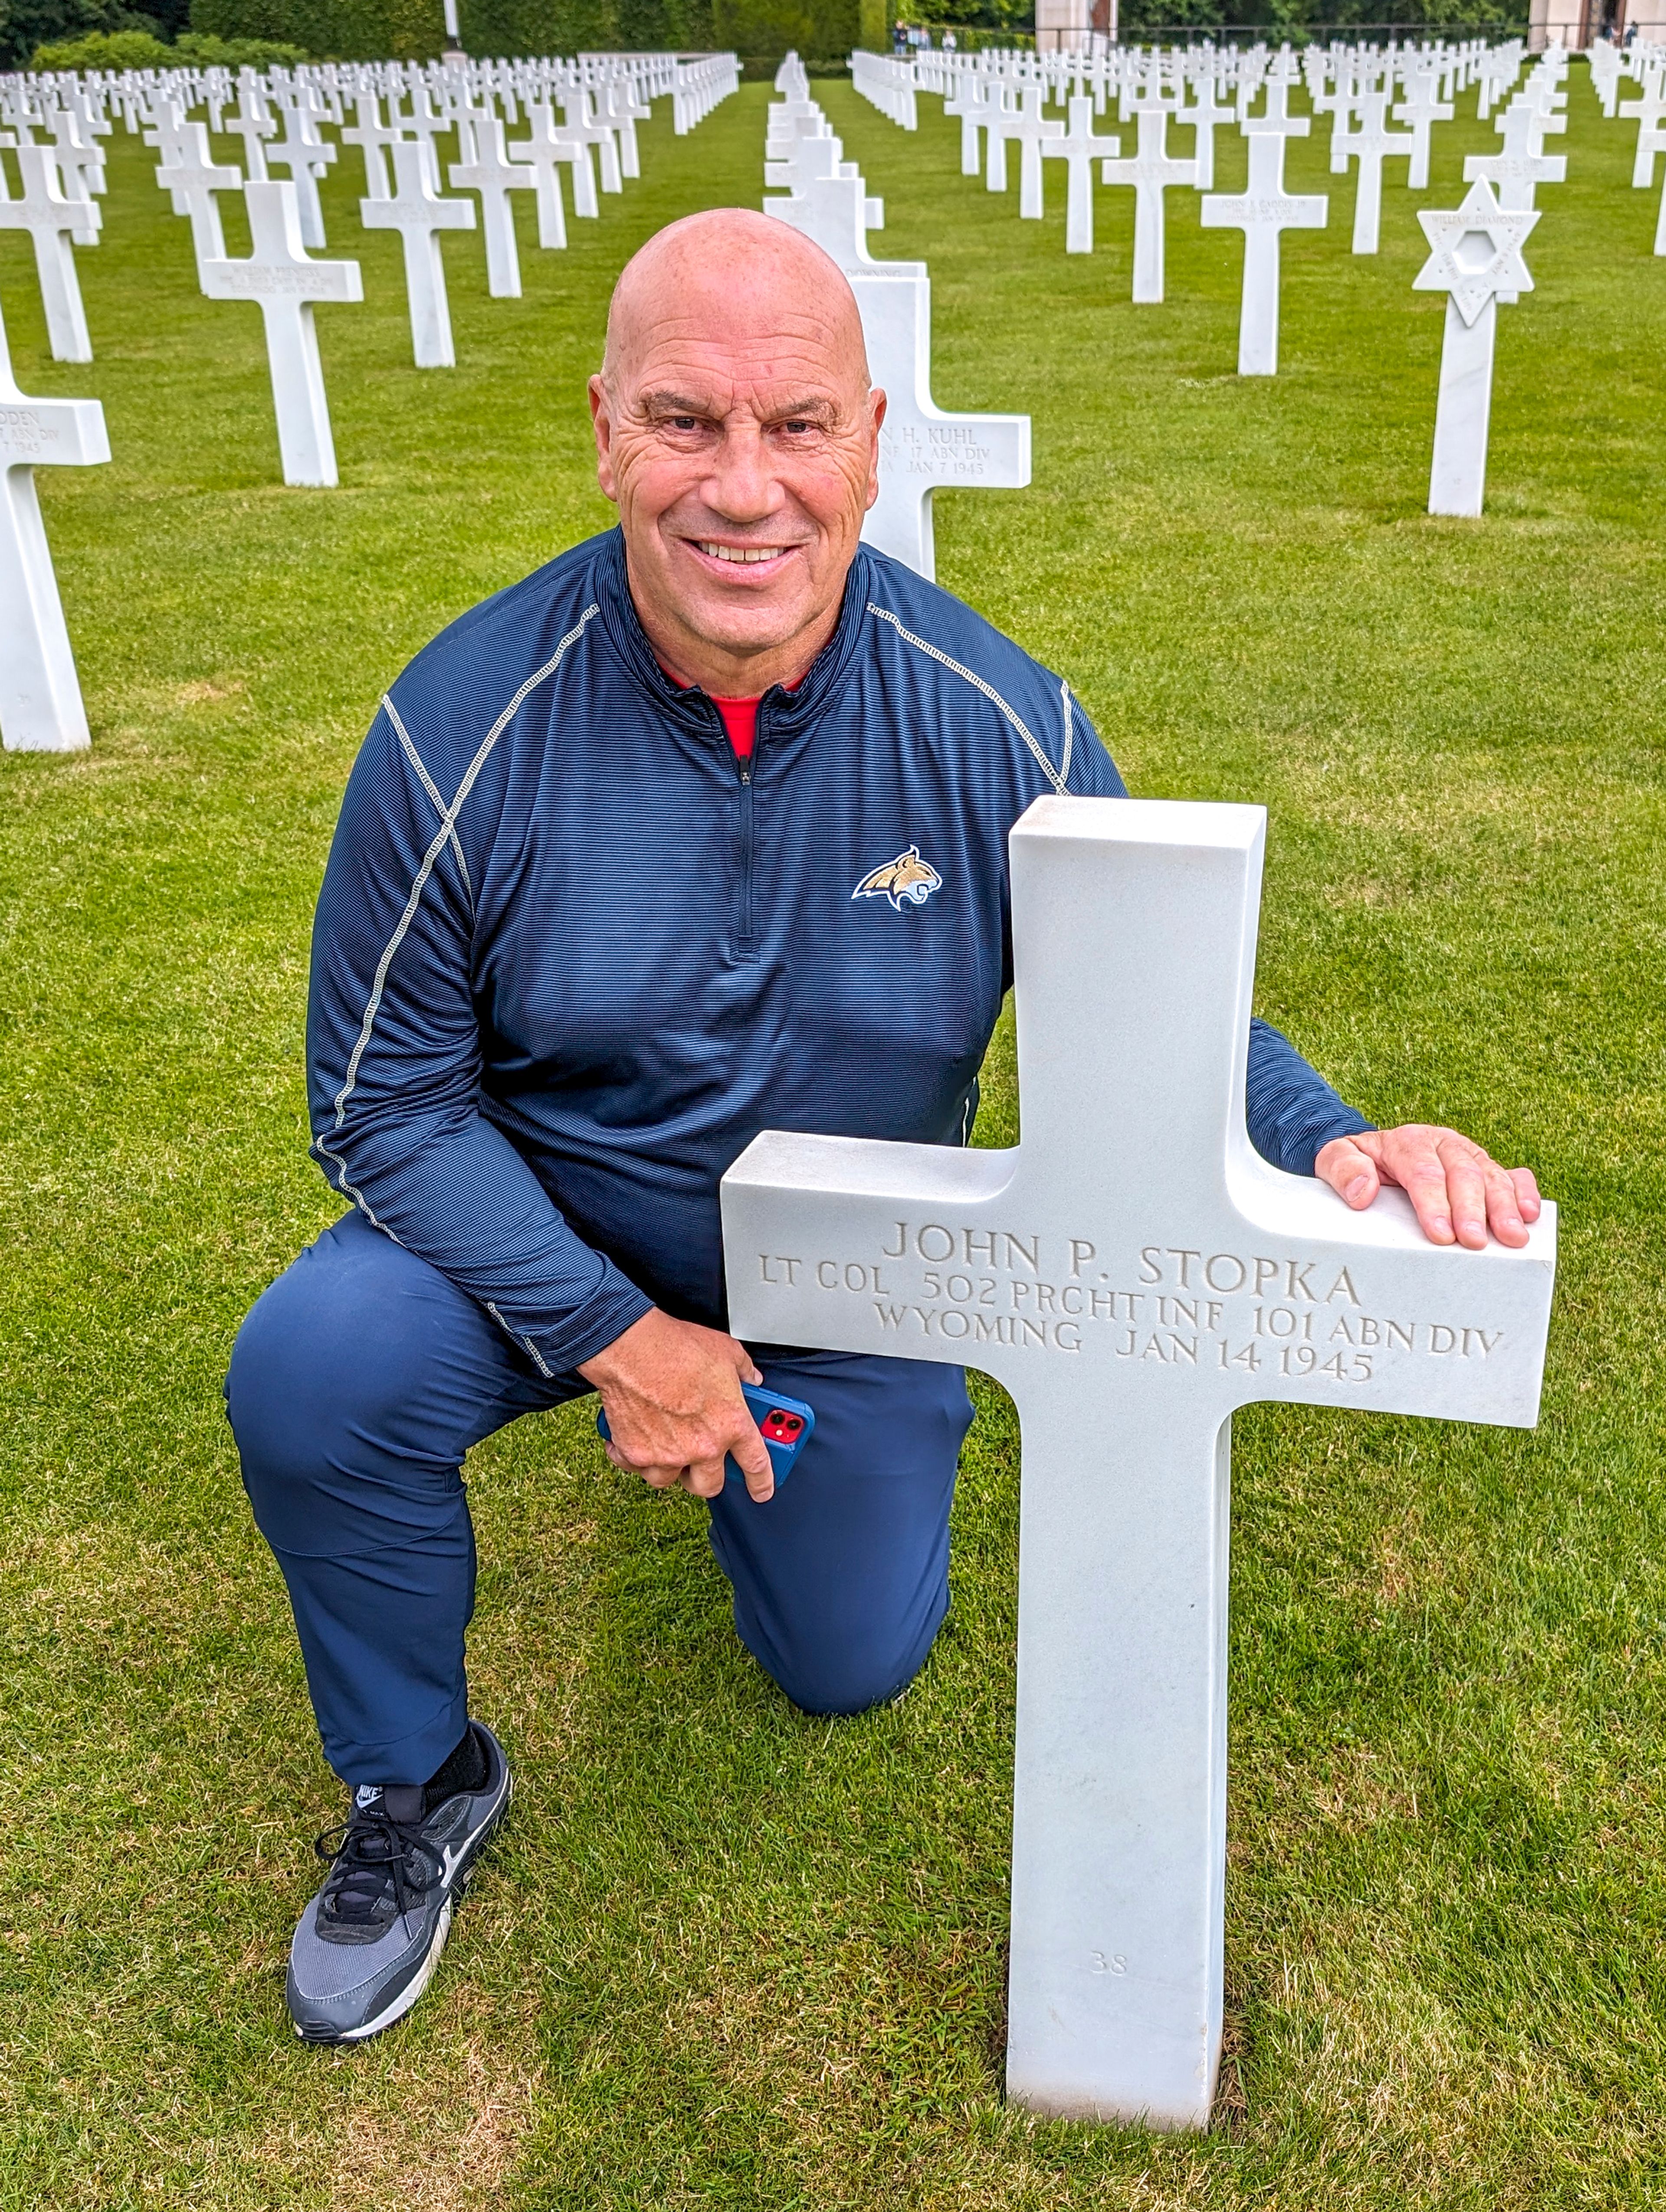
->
[423,1724,489,1809]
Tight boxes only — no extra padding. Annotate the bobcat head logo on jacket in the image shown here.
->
[851,845,944,913]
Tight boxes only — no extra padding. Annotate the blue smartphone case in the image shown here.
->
[595,1382,816,1492]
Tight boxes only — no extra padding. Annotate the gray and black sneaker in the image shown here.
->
[285,1721,511,2043]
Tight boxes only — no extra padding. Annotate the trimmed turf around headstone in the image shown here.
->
[0,65,1662,2211]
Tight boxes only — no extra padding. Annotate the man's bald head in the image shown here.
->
[588,208,886,697]
[600,207,870,399]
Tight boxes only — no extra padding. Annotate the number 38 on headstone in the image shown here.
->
[722,797,1555,2130]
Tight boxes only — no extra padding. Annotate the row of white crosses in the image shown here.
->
[888,37,1545,288]
[0,50,736,483]
[853,38,1555,494]
[0,48,736,751]
[763,62,1028,579]
[1587,36,1666,256]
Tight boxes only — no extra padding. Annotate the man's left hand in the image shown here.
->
[1315,1126,1541,1250]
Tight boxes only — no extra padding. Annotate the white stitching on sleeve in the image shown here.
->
[315,604,601,1221]
[867,602,1068,795]
[384,691,473,909]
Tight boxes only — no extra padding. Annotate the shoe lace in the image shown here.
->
[313,1804,436,1924]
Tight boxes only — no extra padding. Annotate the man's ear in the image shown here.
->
[589,375,619,504]
[865,387,887,514]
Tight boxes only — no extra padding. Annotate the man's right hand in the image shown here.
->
[578,1307,775,1502]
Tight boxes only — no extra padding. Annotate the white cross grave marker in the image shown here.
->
[1463,98,1566,215]
[152,119,243,272]
[265,92,337,250]
[200,178,362,488]
[944,67,990,178]
[722,794,1557,2129]
[1042,95,1121,253]
[0,143,99,363]
[0,287,108,752]
[341,91,403,202]
[1099,107,1197,303]
[559,91,622,194]
[226,75,274,181]
[996,85,1064,221]
[1414,179,1536,518]
[1621,79,1666,189]
[1176,77,1235,191]
[1391,65,1454,191]
[508,101,587,242]
[766,135,1029,580]
[361,138,475,368]
[1331,89,1414,254]
[1200,131,1327,376]
[449,116,536,298]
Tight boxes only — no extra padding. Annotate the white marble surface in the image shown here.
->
[0,143,100,363]
[1099,108,1196,303]
[0,291,108,752]
[448,115,534,298]
[200,179,362,487]
[1200,130,1327,376]
[1042,95,1120,254]
[722,795,1557,2128]
[1414,180,1538,517]
[362,138,474,368]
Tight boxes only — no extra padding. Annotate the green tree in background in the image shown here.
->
[3,0,175,72]
[1116,0,1524,31]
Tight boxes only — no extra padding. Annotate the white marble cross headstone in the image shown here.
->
[1175,77,1235,191]
[265,92,337,250]
[1463,98,1566,214]
[226,75,274,181]
[341,90,403,202]
[1620,78,1666,188]
[722,794,1557,2128]
[508,100,589,241]
[996,85,1064,221]
[602,79,648,179]
[200,178,363,488]
[765,136,1029,580]
[1200,131,1327,376]
[0,287,108,752]
[944,67,990,178]
[152,118,243,271]
[1414,179,1536,518]
[46,105,105,201]
[0,142,99,363]
[448,116,535,298]
[1391,65,1454,191]
[1041,95,1120,253]
[361,138,475,368]
[1331,89,1415,253]
[558,91,622,194]
[1099,107,1196,303]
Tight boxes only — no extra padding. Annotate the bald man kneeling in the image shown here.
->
[228,211,1540,2043]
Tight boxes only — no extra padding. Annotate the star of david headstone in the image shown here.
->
[1413,180,1538,517]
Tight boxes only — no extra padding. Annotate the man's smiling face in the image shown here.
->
[589,209,885,695]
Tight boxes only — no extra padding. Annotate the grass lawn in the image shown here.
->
[0,59,1662,2210]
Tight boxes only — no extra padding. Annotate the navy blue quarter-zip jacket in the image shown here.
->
[307,528,1372,1378]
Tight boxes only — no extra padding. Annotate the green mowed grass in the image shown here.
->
[0,62,1661,2209]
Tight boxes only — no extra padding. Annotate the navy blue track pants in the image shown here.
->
[227,1213,976,1787]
